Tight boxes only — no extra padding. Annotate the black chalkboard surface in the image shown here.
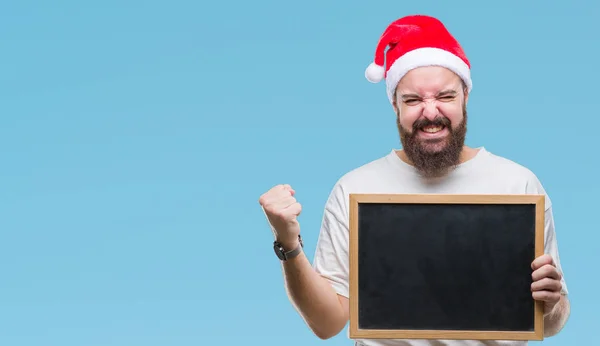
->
[348,194,545,341]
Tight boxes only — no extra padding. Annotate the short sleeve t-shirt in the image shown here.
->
[312,147,568,346]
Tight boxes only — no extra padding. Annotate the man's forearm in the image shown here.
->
[280,251,348,339]
[544,295,570,337]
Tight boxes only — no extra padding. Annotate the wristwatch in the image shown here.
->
[273,235,303,261]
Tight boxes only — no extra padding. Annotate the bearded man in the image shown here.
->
[258,14,570,346]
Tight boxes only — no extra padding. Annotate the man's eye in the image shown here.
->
[404,99,420,105]
[438,96,454,101]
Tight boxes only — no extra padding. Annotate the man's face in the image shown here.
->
[392,66,469,178]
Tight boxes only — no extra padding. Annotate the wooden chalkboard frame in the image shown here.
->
[348,193,545,341]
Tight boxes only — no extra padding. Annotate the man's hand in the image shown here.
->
[531,254,563,314]
[259,184,302,249]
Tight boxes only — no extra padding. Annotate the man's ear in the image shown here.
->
[392,92,400,117]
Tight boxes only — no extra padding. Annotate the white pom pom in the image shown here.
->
[365,62,385,83]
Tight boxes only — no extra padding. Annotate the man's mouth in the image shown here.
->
[421,125,445,133]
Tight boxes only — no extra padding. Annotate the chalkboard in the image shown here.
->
[348,194,545,341]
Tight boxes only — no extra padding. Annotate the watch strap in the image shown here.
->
[274,235,303,261]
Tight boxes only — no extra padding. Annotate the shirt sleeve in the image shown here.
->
[312,183,350,298]
[543,206,568,295]
[526,172,568,295]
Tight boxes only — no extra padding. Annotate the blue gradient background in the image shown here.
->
[0,0,597,345]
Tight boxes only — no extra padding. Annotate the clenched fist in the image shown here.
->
[259,184,302,249]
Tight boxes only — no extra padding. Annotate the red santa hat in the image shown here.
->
[364,15,472,104]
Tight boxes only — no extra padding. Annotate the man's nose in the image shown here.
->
[422,100,439,120]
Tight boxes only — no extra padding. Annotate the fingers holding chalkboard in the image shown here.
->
[531,253,555,270]
[259,184,302,248]
[531,254,562,282]
[530,254,563,313]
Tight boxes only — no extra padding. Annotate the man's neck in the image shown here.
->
[458,146,480,163]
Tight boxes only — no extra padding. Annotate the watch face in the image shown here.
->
[273,243,285,260]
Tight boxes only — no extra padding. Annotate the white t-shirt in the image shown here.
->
[312,147,568,346]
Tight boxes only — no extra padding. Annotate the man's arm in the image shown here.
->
[279,244,349,339]
[260,183,351,340]
[543,294,570,337]
[526,187,570,337]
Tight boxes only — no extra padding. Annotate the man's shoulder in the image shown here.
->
[481,149,540,182]
[478,148,551,208]
[322,151,400,207]
[335,150,402,189]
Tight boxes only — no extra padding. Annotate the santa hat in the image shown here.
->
[364,15,472,104]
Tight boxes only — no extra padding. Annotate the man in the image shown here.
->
[258,14,570,346]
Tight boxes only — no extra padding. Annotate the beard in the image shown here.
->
[397,104,467,178]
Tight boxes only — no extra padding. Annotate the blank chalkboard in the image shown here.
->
[348,194,545,341]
